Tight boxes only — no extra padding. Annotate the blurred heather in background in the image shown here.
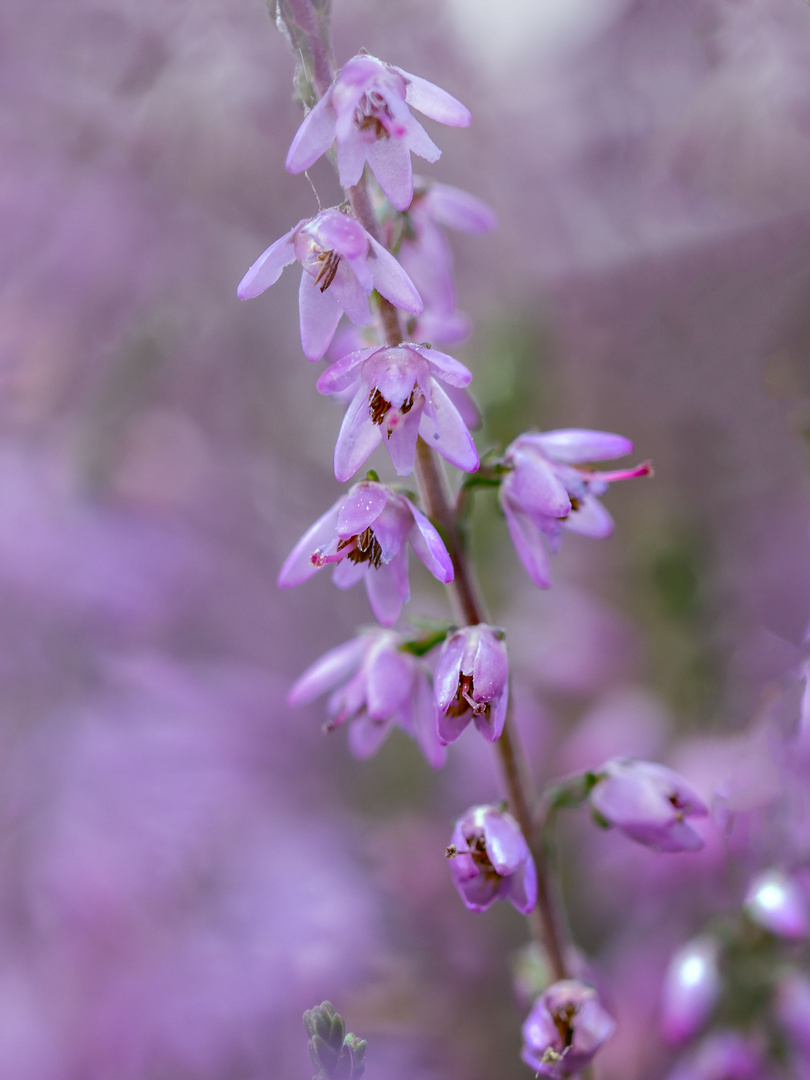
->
[2,0,810,1077]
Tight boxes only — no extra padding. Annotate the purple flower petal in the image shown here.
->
[336,482,388,537]
[412,346,472,388]
[424,183,496,234]
[406,502,454,583]
[333,389,383,483]
[396,67,472,127]
[434,632,466,713]
[348,714,394,759]
[287,635,369,705]
[419,384,479,473]
[533,429,634,463]
[365,645,414,718]
[365,553,409,626]
[286,95,337,173]
[317,348,376,395]
[503,503,553,589]
[367,236,423,314]
[237,225,300,299]
[482,808,528,875]
[277,497,342,587]
[562,495,615,538]
[298,272,346,362]
[365,135,417,211]
[385,406,423,477]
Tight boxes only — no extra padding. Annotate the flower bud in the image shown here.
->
[660,935,721,1044]
[588,758,708,852]
[447,804,536,914]
[744,869,808,940]
[521,980,615,1078]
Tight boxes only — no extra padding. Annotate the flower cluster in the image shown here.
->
[243,25,660,1080]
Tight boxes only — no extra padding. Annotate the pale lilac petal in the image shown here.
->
[400,117,442,164]
[298,272,345,361]
[419,384,479,473]
[482,808,528,875]
[365,556,409,626]
[385,407,423,477]
[437,706,471,746]
[415,309,472,345]
[434,633,466,713]
[365,646,413,717]
[425,183,496,234]
[396,67,472,127]
[534,429,634,463]
[507,855,537,914]
[369,498,412,562]
[328,260,373,323]
[410,676,448,769]
[237,225,300,299]
[286,95,337,173]
[470,631,508,701]
[504,448,571,518]
[503,502,552,589]
[406,502,454,583]
[445,385,481,428]
[367,237,423,314]
[336,482,387,537]
[563,496,615,538]
[336,132,371,190]
[366,136,416,211]
[348,714,393,759]
[287,636,368,705]
[332,557,366,589]
[473,678,508,743]
[277,497,342,587]
[413,346,472,388]
[334,391,382,483]
[316,348,377,395]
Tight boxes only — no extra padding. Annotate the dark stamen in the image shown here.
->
[314,250,341,292]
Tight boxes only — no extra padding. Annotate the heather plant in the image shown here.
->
[235,3,810,1078]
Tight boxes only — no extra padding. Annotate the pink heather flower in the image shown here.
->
[743,869,809,939]
[316,343,479,481]
[660,935,722,1044]
[277,480,453,626]
[285,54,472,212]
[433,624,509,745]
[237,208,422,361]
[521,980,615,1079]
[499,429,652,588]
[287,629,445,768]
[393,180,496,323]
[589,758,708,852]
[447,804,536,914]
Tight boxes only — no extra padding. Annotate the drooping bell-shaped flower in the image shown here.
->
[288,629,445,768]
[317,343,479,481]
[433,624,509,744]
[588,758,708,853]
[237,207,422,360]
[286,54,472,212]
[744,869,809,939]
[660,935,722,1044]
[277,480,453,626]
[499,429,651,588]
[521,980,616,1079]
[393,179,496,326]
[447,804,536,914]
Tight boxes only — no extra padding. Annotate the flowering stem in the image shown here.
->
[348,160,571,981]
